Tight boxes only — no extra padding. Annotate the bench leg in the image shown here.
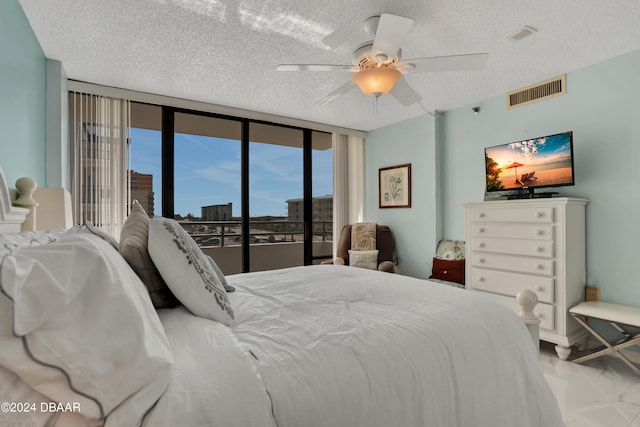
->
[570,313,640,374]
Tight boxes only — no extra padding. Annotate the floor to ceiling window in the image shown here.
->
[129,102,162,218]
[172,112,243,272]
[126,102,332,274]
[249,123,304,271]
[311,131,333,261]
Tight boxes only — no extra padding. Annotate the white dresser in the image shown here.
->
[463,198,588,359]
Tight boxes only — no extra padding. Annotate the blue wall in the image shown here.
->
[0,0,47,188]
[369,48,640,305]
[364,114,438,278]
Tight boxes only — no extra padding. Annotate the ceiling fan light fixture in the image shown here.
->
[351,67,402,96]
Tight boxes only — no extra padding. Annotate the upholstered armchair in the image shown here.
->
[322,223,395,272]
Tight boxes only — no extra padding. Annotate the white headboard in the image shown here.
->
[0,166,29,233]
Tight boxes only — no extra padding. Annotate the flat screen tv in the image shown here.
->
[484,131,574,198]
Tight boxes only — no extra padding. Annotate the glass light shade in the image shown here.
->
[352,67,402,96]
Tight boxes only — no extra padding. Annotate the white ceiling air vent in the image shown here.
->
[507,75,566,109]
[506,25,538,41]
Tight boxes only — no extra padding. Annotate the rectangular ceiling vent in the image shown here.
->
[507,75,566,109]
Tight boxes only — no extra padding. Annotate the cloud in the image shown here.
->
[508,137,546,160]
[193,161,241,187]
[249,144,303,182]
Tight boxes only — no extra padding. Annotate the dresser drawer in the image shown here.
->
[470,267,555,304]
[472,223,554,240]
[471,253,555,276]
[470,206,554,224]
[485,292,555,331]
[472,237,554,258]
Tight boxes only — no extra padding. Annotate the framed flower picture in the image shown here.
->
[379,163,411,208]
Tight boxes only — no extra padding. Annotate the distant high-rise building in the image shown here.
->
[130,171,154,216]
[202,203,233,221]
[286,195,333,222]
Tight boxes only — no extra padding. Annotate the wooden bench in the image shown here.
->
[569,301,640,374]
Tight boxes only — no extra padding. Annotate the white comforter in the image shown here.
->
[0,263,562,427]
[225,265,563,427]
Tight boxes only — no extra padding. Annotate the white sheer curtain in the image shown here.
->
[332,133,364,257]
[69,92,130,237]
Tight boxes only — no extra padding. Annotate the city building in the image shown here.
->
[130,171,155,217]
[286,195,333,222]
[201,202,233,221]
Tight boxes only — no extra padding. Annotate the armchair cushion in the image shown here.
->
[348,250,379,270]
[336,224,394,268]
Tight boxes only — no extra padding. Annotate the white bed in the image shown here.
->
[0,168,563,427]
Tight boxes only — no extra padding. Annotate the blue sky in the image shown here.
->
[130,128,333,217]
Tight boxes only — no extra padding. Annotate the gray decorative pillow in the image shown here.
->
[348,249,379,270]
[119,201,178,309]
[148,217,234,325]
[206,255,235,293]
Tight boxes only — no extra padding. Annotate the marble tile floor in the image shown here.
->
[539,341,640,427]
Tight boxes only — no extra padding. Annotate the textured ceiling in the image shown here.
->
[19,0,640,132]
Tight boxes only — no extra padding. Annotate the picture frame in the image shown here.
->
[379,163,411,208]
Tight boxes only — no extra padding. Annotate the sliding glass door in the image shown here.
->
[311,131,333,263]
[249,123,304,271]
[173,112,243,273]
[128,103,333,274]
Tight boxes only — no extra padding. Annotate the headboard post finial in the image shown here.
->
[14,177,39,231]
[517,289,541,352]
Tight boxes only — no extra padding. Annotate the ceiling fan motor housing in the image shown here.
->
[352,41,401,69]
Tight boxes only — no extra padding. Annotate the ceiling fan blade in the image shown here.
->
[321,28,355,49]
[390,78,422,106]
[277,64,357,72]
[371,14,415,61]
[403,53,488,73]
[316,81,357,106]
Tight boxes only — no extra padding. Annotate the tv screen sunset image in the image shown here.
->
[485,132,574,192]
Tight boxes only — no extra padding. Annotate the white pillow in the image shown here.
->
[148,217,234,325]
[348,249,379,270]
[0,233,173,425]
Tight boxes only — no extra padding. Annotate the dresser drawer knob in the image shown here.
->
[537,247,544,252]
[479,228,485,233]
[478,258,485,264]
[536,312,544,319]
[536,230,544,236]
[536,264,544,270]
[535,286,544,292]
[478,277,485,282]
[536,212,544,218]
[479,212,485,218]
[479,242,485,248]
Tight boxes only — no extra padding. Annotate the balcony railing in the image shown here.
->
[178,220,333,248]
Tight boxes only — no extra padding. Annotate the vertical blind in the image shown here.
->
[332,133,364,258]
[69,92,130,237]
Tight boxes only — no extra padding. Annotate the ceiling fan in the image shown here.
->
[277,13,488,107]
